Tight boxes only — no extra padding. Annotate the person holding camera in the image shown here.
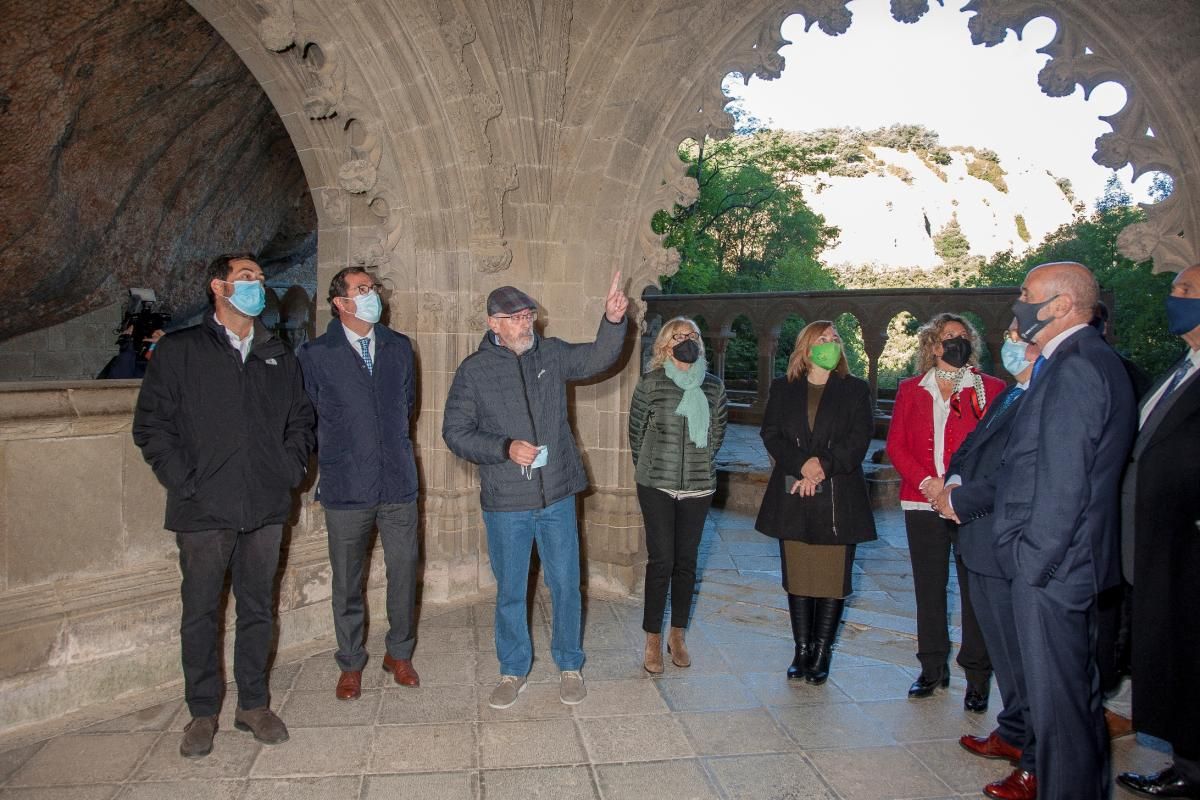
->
[754,321,876,685]
[97,290,169,379]
[628,317,728,674]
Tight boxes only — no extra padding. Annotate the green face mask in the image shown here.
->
[810,341,842,371]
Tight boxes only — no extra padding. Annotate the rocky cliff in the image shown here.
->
[0,0,313,341]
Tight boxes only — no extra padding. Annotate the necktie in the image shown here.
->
[986,386,1024,429]
[358,337,373,375]
[1030,355,1047,384]
[1161,358,1194,400]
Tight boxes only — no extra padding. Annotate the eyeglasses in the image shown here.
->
[493,311,537,323]
[346,284,382,297]
[671,332,700,342]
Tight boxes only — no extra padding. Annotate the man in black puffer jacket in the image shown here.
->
[443,275,628,710]
[133,253,314,759]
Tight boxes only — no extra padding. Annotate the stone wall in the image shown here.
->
[0,382,489,733]
[0,303,122,383]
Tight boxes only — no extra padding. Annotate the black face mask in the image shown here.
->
[940,337,972,369]
[671,339,701,364]
[1012,294,1059,343]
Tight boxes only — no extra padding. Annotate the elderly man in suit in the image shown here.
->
[983,262,1135,800]
[934,320,1041,798]
[1117,263,1200,799]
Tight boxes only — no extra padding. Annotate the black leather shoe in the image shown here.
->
[964,687,989,713]
[1117,766,1200,798]
[908,672,950,698]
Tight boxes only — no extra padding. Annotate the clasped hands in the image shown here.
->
[788,457,826,497]
[923,477,960,523]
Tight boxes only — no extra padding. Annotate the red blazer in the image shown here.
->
[886,370,1006,504]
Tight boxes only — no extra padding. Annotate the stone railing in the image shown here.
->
[641,287,1113,422]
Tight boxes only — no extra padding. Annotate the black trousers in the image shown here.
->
[176,525,283,717]
[904,510,991,688]
[637,484,711,633]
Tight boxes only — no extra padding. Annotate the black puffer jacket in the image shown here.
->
[133,314,315,533]
[628,368,728,492]
[442,316,627,512]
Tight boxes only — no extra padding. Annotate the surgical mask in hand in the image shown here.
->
[1000,338,1031,377]
[352,291,382,324]
[521,446,549,480]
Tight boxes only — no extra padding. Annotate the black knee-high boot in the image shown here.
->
[786,594,815,680]
[806,598,845,685]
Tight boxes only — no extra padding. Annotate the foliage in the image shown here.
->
[1014,214,1031,243]
[656,131,840,293]
[932,214,973,265]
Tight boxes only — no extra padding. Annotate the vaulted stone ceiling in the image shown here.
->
[0,0,313,341]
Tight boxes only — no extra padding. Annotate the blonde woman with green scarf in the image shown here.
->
[628,317,728,674]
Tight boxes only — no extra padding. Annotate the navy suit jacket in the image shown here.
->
[947,383,1027,578]
[990,326,1136,592]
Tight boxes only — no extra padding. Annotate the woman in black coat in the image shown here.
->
[755,320,876,684]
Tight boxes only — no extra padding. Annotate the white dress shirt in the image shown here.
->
[901,368,951,512]
[220,320,254,363]
[342,322,376,365]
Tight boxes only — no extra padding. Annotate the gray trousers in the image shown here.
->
[325,502,419,671]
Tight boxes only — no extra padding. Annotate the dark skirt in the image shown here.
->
[780,540,856,599]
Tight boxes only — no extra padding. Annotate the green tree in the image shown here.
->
[655,132,840,293]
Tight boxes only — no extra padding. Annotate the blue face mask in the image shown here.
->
[352,291,382,324]
[1001,338,1032,377]
[225,280,266,317]
[1166,295,1200,336]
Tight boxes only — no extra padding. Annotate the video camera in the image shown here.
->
[116,288,171,357]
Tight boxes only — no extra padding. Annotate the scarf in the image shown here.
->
[934,366,987,418]
[664,355,710,448]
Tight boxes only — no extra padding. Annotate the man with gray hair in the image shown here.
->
[983,262,1135,799]
[443,274,628,709]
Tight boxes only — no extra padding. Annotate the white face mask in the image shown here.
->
[1001,338,1032,377]
[521,446,549,479]
[350,291,382,324]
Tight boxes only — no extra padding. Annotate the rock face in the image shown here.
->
[0,0,312,341]
[800,146,1078,269]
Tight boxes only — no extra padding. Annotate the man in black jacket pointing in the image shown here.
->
[133,253,315,759]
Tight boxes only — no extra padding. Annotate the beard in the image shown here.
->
[497,331,534,355]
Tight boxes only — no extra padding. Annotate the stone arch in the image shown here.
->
[624,0,1200,282]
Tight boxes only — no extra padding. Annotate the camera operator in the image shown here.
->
[97,289,170,379]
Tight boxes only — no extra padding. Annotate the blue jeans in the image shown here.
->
[483,495,584,675]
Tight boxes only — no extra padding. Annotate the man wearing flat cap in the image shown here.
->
[443,274,628,709]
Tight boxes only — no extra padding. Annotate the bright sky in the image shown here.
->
[727,0,1155,209]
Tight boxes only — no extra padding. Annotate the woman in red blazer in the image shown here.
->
[885,312,1004,713]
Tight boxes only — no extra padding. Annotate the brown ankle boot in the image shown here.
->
[644,632,664,674]
[667,626,690,668]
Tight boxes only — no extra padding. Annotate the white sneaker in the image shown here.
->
[560,670,586,705]
[488,675,527,709]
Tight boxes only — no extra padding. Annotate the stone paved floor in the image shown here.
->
[0,504,1171,798]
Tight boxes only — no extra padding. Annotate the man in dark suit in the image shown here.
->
[985,262,1136,800]
[934,320,1041,798]
[1117,263,1200,798]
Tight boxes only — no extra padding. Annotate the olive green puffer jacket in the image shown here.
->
[628,368,728,491]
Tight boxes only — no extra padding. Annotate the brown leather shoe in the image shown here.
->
[1105,708,1134,739]
[959,730,1022,764]
[179,715,217,758]
[382,653,420,687]
[233,706,289,745]
[336,670,362,700]
[983,768,1037,800]
[667,627,690,668]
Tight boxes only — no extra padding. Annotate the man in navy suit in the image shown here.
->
[984,262,1136,800]
[1117,263,1200,799]
[934,320,1041,798]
